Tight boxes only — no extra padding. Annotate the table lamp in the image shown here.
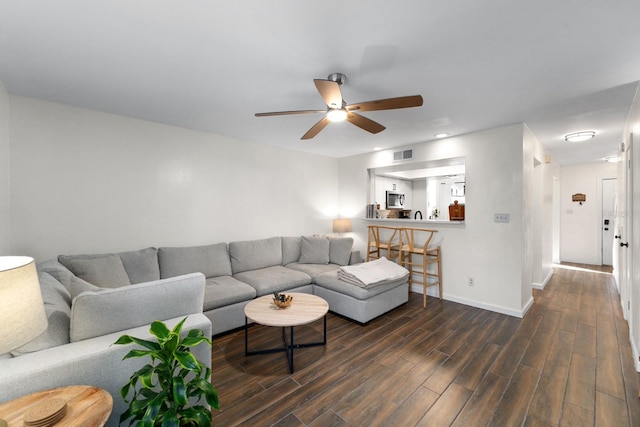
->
[333,218,352,236]
[0,256,48,427]
[0,256,47,355]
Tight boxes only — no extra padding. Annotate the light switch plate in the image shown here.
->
[494,213,510,223]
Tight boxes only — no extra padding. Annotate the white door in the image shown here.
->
[602,178,616,265]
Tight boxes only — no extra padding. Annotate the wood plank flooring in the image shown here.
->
[210,264,640,426]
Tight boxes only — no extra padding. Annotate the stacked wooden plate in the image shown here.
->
[23,398,67,427]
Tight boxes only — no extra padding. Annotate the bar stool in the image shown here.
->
[398,227,442,308]
[366,225,401,262]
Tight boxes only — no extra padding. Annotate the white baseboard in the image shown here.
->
[631,334,640,372]
[412,284,533,318]
[532,270,553,290]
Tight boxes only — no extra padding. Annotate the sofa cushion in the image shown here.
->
[58,254,131,288]
[233,266,311,296]
[281,236,301,265]
[118,247,160,284]
[315,270,408,300]
[285,263,340,281]
[203,276,257,311]
[229,237,282,274]
[70,273,205,342]
[158,243,232,279]
[329,237,354,266]
[11,272,71,356]
[299,236,330,264]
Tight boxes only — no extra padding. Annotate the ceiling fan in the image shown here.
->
[255,73,423,140]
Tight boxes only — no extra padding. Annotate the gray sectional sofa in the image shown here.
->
[0,235,408,426]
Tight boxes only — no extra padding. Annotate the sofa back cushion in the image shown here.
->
[329,237,354,266]
[70,273,206,342]
[299,236,330,264]
[58,254,131,288]
[118,247,160,283]
[58,247,160,285]
[229,237,282,274]
[281,236,301,265]
[158,243,232,279]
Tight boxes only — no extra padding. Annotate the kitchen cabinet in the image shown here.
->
[374,176,413,209]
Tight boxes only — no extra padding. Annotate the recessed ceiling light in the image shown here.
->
[434,133,449,138]
[564,131,595,142]
[373,147,383,151]
[605,156,621,163]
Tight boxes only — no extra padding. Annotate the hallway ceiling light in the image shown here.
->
[564,131,596,142]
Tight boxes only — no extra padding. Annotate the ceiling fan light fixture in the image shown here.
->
[327,108,347,122]
[564,131,595,142]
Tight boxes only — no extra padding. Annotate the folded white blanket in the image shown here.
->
[338,257,409,288]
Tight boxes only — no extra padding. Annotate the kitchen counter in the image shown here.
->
[362,218,465,226]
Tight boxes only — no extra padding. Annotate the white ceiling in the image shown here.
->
[1,1,640,165]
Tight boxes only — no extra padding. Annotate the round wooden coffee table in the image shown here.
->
[0,385,112,427]
[244,292,329,373]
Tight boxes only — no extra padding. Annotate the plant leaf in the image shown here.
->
[175,350,200,371]
[150,320,171,341]
[165,333,179,354]
[161,407,179,427]
[170,316,188,336]
[196,378,220,409]
[180,335,212,348]
[116,335,161,351]
[172,375,188,406]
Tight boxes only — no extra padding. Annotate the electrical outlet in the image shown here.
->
[468,277,474,287]
[494,213,510,223]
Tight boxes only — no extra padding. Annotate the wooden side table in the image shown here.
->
[0,385,113,427]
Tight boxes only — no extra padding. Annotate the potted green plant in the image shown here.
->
[114,317,220,427]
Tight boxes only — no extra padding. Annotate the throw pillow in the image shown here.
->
[299,236,330,264]
[62,255,131,288]
[11,272,71,356]
[329,237,354,265]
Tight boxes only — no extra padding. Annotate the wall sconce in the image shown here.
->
[572,193,586,205]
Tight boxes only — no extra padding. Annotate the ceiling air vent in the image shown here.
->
[393,149,414,162]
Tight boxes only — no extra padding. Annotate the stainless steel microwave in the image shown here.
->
[386,191,405,209]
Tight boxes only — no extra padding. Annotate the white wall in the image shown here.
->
[8,96,340,261]
[339,124,537,317]
[525,125,558,292]
[560,161,617,264]
[621,83,640,370]
[0,82,9,255]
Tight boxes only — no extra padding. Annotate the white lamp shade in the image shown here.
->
[333,218,352,233]
[0,256,47,354]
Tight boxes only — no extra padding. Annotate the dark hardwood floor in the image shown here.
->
[210,264,640,426]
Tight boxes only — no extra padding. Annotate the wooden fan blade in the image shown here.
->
[255,109,325,117]
[301,117,331,139]
[314,79,343,109]
[347,95,423,112]
[346,112,386,134]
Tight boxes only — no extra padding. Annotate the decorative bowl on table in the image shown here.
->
[273,293,293,309]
